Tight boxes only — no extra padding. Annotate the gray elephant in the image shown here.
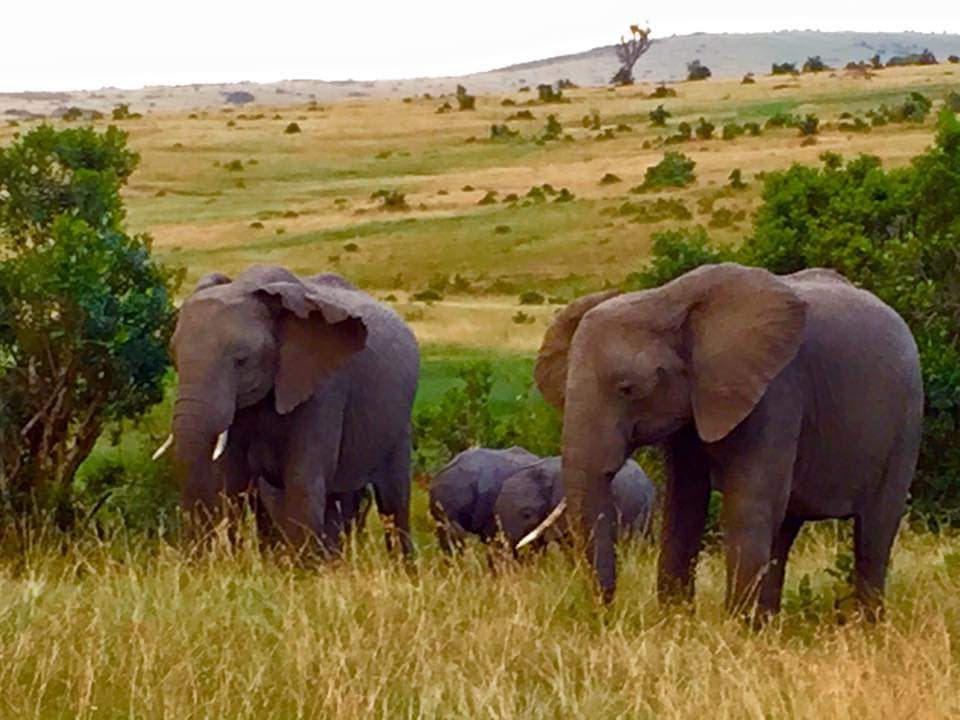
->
[495,457,656,549]
[534,264,922,618]
[428,446,539,552]
[169,265,419,555]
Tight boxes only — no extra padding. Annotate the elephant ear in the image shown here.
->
[256,281,367,415]
[687,264,807,443]
[535,290,620,409]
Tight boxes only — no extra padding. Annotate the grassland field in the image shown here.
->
[2,64,960,718]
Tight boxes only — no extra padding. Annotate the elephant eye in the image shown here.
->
[235,356,248,368]
[616,381,638,399]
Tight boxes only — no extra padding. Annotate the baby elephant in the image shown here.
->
[496,458,656,549]
[429,446,540,553]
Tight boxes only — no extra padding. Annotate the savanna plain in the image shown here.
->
[2,64,960,718]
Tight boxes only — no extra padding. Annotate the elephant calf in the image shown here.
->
[428,446,539,552]
[495,458,656,549]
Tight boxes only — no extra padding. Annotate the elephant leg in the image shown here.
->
[372,436,414,559]
[853,499,906,622]
[757,515,804,615]
[657,427,712,605]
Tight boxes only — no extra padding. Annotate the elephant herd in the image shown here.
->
[164,262,923,620]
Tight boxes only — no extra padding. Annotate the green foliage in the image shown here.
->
[802,56,830,73]
[489,124,518,141]
[623,226,732,290]
[540,114,563,141]
[536,84,567,104]
[0,125,179,521]
[599,173,622,186]
[946,92,960,113]
[886,49,938,67]
[283,122,301,134]
[370,188,409,211]
[649,105,671,126]
[695,117,715,140]
[728,168,747,189]
[111,104,141,121]
[648,84,677,99]
[722,122,745,140]
[766,112,800,129]
[632,152,697,191]
[412,362,561,474]
[612,197,692,224]
[665,121,693,144]
[797,114,820,136]
[771,62,798,76]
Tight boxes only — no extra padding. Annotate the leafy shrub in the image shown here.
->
[0,125,178,521]
[411,288,443,303]
[456,85,476,111]
[665,121,692,144]
[886,49,938,67]
[582,110,602,130]
[624,226,731,290]
[728,169,747,189]
[518,290,545,305]
[224,159,244,171]
[743,122,762,136]
[537,84,567,104]
[436,102,453,114]
[506,110,535,121]
[797,114,820,136]
[283,122,301,134]
[771,62,798,75]
[722,122,745,140]
[649,105,671,126]
[511,310,535,324]
[949,55,959,64]
[838,115,871,133]
[111,104,141,120]
[765,112,800,129]
[802,56,830,73]
[61,107,84,121]
[599,173,622,185]
[947,92,960,113]
[540,114,563,141]
[632,151,697,191]
[477,191,499,206]
[686,60,711,81]
[742,73,756,84]
[707,206,747,228]
[694,117,715,140]
[649,84,677,99]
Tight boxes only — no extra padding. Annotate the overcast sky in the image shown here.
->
[2,0,958,92]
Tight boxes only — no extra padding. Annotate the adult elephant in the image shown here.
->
[534,264,922,618]
[169,265,419,555]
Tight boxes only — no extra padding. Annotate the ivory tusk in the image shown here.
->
[516,498,567,549]
[151,434,174,461]
[212,430,229,461]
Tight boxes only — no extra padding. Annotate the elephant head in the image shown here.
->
[495,458,566,548]
[169,265,367,521]
[534,263,806,600]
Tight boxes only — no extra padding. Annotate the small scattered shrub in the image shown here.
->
[224,159,244,172]
[477,191,499,206]
[949,55,960,64]
[615,197,692,223]
[728,168,747,189]
[649,104,671,126]
[456,85,476,111]
[582,110,602,131]
[694,117,715,140]
[540,114,563,141]
[61,107,84,121]
[722,122,745,140]
[649,84,677,98]
[741,73,756,84]
[797,114,820,136]
[665,121,693,144]
[537,84,567,104]
[283,122,301,134]
[686,60,712,81]
[765,112,800,129]
[512,310,535,324]
[946,92,960,112]
[489,124,518,140]
[599,173,622,185]
[886,49,938,67]
[518,290,545,305]
[771,62,798,76]
[436,102,453,114]
[343,242,359,252]
[743,122,762,136]
[111,103,141,120]
[412,288,443,303]
[494,225,511,234]
[708,206,747,228]
[802,56,830,73]
[632,151,697,191]
[249,221,264,229]
[506,110,535,121]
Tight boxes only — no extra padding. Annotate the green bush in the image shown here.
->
[649,105,671,126]
[771,62,798,75]
[489,124,518,140]
[370,188,409,211]
[537,84,567,104]
[802,56,830,73]
[649,84,677,99]
[540,115,563,141]
[722,122,745,140]
[695,117,715,140]
[665,121,693,144]
[946,92,960,112]
[0,125,179,521]
[283,122,301,134]
[624,226,732,290]
[614,198,692,223]
[632,151,697,191]
[728,168,747,189]
[518,290,545,305]
[797,114,820,136]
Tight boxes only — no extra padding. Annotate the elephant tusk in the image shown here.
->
[516,498,567,549]
[151,434,174,461]
[212,430,229,461]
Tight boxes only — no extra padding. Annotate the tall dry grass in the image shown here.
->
[0,516,958,718]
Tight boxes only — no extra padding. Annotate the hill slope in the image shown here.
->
[2,31,958,116]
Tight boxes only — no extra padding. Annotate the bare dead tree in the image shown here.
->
[612,25,652,85]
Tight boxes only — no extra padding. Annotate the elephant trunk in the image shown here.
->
[172,383,234,523]
[562,410,627,604]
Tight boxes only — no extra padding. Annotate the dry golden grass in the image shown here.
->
[1,519,959,718]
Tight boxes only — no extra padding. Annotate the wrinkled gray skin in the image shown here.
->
[428,446,539,552]
[171,265,419,555]
[495,457,656,548]
[536,264,922,618]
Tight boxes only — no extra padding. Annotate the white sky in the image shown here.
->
[2,1,958,92]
